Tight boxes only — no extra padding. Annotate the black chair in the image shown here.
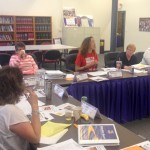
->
[42,50,61,70]
[0,53,11,66]
[134,52,144,63]
[65,53,77,72]
[69,48,79,55]
[104,52,120,67]
[32,51,43,68]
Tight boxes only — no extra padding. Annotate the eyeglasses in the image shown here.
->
[127,48,135,53]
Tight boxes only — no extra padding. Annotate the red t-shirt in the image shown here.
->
[75,50,98,71]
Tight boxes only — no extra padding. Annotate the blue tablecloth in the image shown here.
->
[67,76,150,123]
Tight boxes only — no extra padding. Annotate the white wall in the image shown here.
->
[121,0,150,52]
[1,0,149,52]
[62,0,112,50]
[0,0,63,38]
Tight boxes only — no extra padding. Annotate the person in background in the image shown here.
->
[0,66,41,150]
[140,48,150,65]
[75,36,98,71]
[9,42,38,74]
[115,43,138,70]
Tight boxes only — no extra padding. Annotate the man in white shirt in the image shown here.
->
[141,48,150,65]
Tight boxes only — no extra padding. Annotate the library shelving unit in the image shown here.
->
[35,16,52,45]
[0,15,52,46]
[0,16,15,46]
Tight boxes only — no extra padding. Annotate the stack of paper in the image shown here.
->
[132,64,150,70]
[89,76,108,82]
[88,71,107,76]
[38,139,84,150]
[45,70,66,79]
[41,121,71,137]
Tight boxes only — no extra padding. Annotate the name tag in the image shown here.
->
[53,84,68,99]
[81,101,101,120]
[108,70,123,79]
[76,73,88,81]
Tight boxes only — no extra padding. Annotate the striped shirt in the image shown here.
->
[9,54,38,75]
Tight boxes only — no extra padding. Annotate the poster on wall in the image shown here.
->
[63,8,77,26]
[139,18,150,32]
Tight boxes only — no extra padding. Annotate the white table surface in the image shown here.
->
[0,44,77,51]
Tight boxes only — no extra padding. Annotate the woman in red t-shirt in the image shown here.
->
[75,36,98,71]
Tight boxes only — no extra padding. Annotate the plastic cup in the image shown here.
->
[116,61,122,69]
[65,109,73,121]
[73,106,82,121]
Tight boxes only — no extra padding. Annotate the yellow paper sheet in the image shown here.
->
[41,121,71,137]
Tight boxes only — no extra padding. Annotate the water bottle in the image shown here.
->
[44,79,52,103]
[81,96,88,103]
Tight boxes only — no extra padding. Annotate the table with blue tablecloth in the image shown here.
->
[67,75,150,123]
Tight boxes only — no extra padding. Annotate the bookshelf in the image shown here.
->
[0,15,52,46]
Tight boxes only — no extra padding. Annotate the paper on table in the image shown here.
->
[89,76,108,82]
[37,139,84,150]
[35,90,45,98]
[40,112,54,122]
[132,64,150,70]
[41,121,71,137]
[40,129,68,144]
[66,74,74,80]
[101,67,117,72]
[88,71,107,76]
[57,103,77,110]
[16,95,45,115]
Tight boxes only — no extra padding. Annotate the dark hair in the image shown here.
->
[0,66,25,105]
[79,36,95,57]
[15,42,26,51]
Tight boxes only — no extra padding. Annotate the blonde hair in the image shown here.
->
[126,44,136,51]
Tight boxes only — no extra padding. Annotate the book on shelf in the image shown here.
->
[121,141,150,150]
[78,124,120,146]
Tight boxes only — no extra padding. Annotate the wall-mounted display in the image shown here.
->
[139,18,150,32]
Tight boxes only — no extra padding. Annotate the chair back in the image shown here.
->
[0,53,11,66]
[69,49,79,55]
[104,52,120,67]
[134,52,144,63]
[32,51,43,68]
[65,53,77,72]
[43,50,61,61]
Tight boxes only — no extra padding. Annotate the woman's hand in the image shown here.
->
[25,88,38,110]
[18,49,26,59]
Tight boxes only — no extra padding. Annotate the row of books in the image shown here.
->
[0,25,13,32]
[0,17,14,24]
[36,33,51,39]
[35,17,51,24]
[16,25,33,32]
[16,17,33,24]
[0,34,13,40]
[35,25,50,31]
[16,33,34,40]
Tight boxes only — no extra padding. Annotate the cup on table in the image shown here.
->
[65,109,73,121]
[116,61,122,69]
[73,106,82,121]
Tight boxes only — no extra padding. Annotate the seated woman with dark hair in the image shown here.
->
[0,66,41,150]
[75,36,99,72]
[9,42,38,75]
